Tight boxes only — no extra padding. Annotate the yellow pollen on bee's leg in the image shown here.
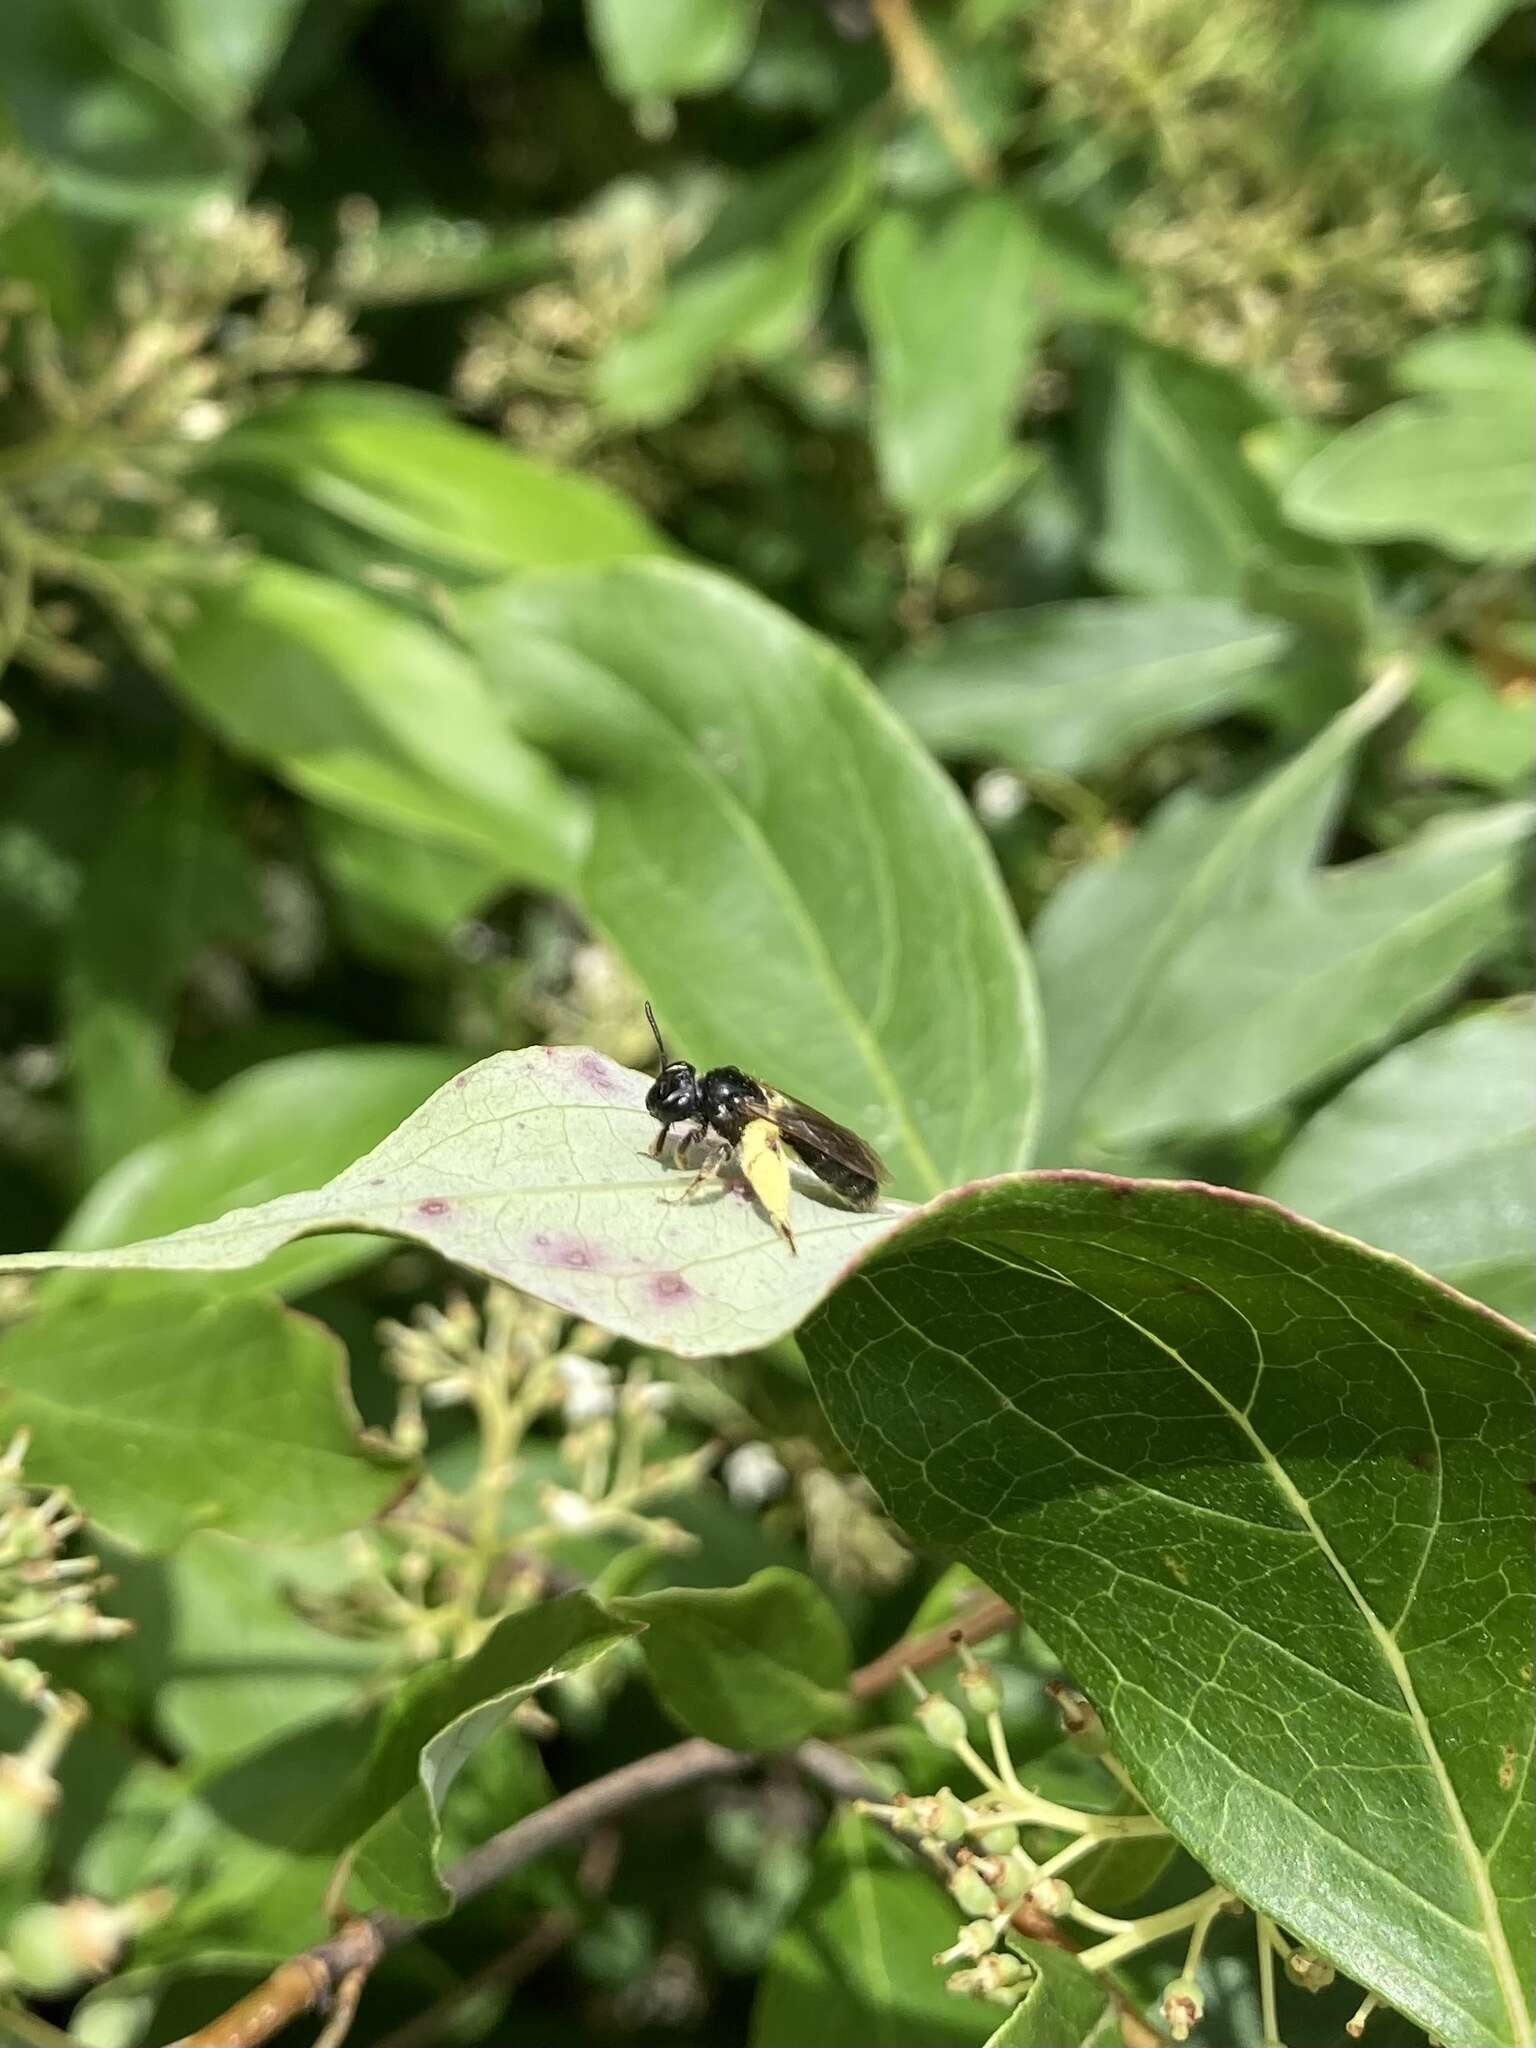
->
[740,1118,796,1252]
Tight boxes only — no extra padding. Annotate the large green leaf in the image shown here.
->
[159,557,583,886]
[853,196,1039,563]
[0,1046,906,1355]
[881,599,1288,777]
[461,562,1041,1196]
[116,1532,387,1760]
[1265,1003,1536,1327]
[752,1811,993,2048]
[801,1176,1535,2048]
[1282,394,1536,563]
[209,384,663,582]
[0,0,241,219]
[56,1045,468,1298]
[339,1596,633,1918]
[586,0,760,100]
[65,758,258,1177]
[1092,346,1363,629]
[1074,800,1531,1157]
[612,1567,852,1750]
[0,1283,402,1549]
[308,810,509,970]
[595,138,875,426]
[1033,669,1407,1164]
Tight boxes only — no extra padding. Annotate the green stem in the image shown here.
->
[1077,1886,1232,1972]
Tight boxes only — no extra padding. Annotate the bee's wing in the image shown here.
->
[759,1089,889,1184]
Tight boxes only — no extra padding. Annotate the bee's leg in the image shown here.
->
[647,1124,670,1160]
[663,1137,727,1203]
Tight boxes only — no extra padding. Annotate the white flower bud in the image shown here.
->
[557,1354,615,1425]
[722,1442,788,1507]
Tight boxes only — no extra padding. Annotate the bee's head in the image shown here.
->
[646,1060,701,1126]
[643,1002,701,1126]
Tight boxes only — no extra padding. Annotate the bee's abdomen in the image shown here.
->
[790,1143,879,1209]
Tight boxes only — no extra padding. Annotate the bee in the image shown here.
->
[642,1004,888,1253]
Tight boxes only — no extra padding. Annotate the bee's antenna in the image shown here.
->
[644,1002,667,1063]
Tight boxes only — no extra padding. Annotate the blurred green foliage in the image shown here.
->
[0,1,1532,2043]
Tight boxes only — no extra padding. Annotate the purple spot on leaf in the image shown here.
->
[453,1073,468,1089]
[526,1232,604,1272]
[417,1198,453,1219]
[649,1272,691,1306]
[578,1052,619,1095]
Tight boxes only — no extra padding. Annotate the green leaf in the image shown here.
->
[1309,0,1520,102]
[1394,326,1536,403]
[341,1595,635,1918]
[1282,395,1536,562]
[1034,667,1408,1164]
[155,0,306,114]
[0,1283,402,1549]
[1407,651,1536,791]
[1093,347,1363,628]
[853,196,1040,559]
[0,1047,908,1357]
[752,1811,993,2047]
[1074,800,1532,1156]
[56,1045,468,1299]
[461,561,1042,1197]
[0,0,241,219]
[595,138,875,426]
[1265,1002,1536,1327]
[65,757,258,1176]
[119,1532,387,1759]
[881,599,1288,778]
[586,0,760,101]
[612,1567,852,1749]
[159,556,583,887]
[801,1176,1536,2048]
[210,383,663,582]
[980,1940,1112,2046]
[308,811,508,969]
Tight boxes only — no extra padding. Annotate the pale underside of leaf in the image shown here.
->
[0,1047,907,1358]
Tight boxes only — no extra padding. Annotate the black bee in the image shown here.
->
[643,1004,888,1251]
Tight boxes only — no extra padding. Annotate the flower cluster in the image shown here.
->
[1119,143,1481,411]
[0,1430,169,2006]
[0,187,361,688]
[297,1286,712,1672]
[862,1645,1371,2043]
[454,175,715,463]
[0,1429,129,1692]
[1029,0,1483,407]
